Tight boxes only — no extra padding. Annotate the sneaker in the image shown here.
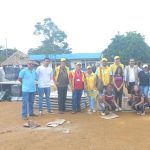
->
[101,112,105,116]
[141,112,145,116]
[88,109,92,112]
[48,111,54,114]
[93,110,96,113]
[29,113,38,117]
[137,112,140,115]
[72,111,76,114]
[39,111,43,116]
[115,108,119,112]
[118,107,122,111]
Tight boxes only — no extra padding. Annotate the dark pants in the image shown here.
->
[128,82,135,94]
[72,89,82,112]
[115,91,123,107]
[137,103,150,113]
[57,86,68,111]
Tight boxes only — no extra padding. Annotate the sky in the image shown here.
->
[0,0,150,54]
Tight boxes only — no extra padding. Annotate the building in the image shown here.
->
[29,52,102,70]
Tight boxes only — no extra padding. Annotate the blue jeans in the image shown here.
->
[140,85,149,97]
[88,96,95,110]
[22,92,35,118]
[72,90,82,111]
[57,86,68,111]
[38,87,51,112]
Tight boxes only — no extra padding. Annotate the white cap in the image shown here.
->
[143,64,148,68]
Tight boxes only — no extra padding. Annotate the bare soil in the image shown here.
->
[0,102,150,150]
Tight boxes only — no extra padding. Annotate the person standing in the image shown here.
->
[124,58,141,94]
[110,56,124,83]
[54,58,70,114]
[18,60,36,120]
[113,66,124,110]
[69,62,85,113]
[85,66,98,114]
[95,58,110,92]
[138,64,150,97]
[36,57,53,115]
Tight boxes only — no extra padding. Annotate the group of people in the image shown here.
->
[18,56,150,120]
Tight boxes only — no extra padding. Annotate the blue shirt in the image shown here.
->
[19,67,36,92]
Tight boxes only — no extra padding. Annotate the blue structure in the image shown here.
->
[29,53,101,70]
[29,52,101,61]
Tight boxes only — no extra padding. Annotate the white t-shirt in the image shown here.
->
[36,65,53,88]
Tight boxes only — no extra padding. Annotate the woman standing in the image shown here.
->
[138,64,150,97]
[113,66,124,110]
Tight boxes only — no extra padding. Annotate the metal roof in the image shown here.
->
[29,52,101,61]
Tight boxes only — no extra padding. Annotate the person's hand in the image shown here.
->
[117,88,120,92]
[124,81,128,88]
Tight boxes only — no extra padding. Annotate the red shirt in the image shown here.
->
[70,70,84,90]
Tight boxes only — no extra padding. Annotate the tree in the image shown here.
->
[0,48,17,63]
[28,18,71,55]
[102,31,150,65]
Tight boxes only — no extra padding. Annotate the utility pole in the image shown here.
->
[5,38,7,58]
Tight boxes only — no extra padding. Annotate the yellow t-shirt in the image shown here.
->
[96,66,110,86]
[85,72,97,91]
[110,63,124,76]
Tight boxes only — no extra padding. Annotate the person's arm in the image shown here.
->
[135,96,144,106]
[18,69,25,83]
[124,67,128,88]
[69,72,74,91]
[113,77,118,89]
[35,67,40,80]
[118,79,124,91]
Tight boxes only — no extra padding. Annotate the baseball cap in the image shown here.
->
[60,58,66,62]
[76,62,82,65]
[143,64,148,68]
[87,66,92,69]
[114,56,120,60]
[101,58,108,62]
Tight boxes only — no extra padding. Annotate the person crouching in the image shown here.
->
[98,83,118,115]
[128,84,148,115]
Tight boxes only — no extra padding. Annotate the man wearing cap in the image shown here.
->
[138,64,150,97]
[36,57,53,115]
[95,58,110,92]
[110,56,124,82]
[54,58,70,114]
[124,58,141,94]
[69,62,85,113]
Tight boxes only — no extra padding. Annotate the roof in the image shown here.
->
[29,53,101,61]
[1,51,38,66]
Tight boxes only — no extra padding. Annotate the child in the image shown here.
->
[128,85,148,115]
[85,66,98,114]
[99,84,118,115]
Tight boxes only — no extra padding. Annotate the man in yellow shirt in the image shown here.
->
[110,56,124,82]
[95,58,110,92]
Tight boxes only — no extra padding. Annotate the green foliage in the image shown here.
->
[0,48,17,63]
[28,18,71,55]
[102,31,150,65]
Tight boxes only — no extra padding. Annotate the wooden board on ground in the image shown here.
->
[101,112,119,119]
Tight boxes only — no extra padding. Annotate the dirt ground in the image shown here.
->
[0,102,150,150]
